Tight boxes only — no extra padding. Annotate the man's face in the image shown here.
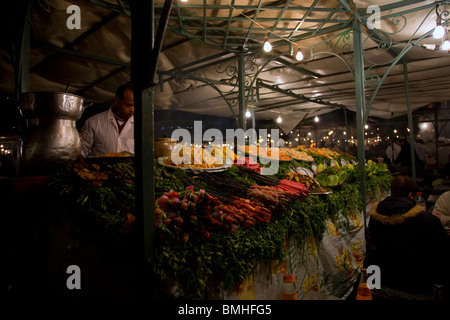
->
[113,89,134,119]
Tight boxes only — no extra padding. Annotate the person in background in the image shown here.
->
[394,138,420,176]
[415,138,434,177]
[439,138,450,176]
[80,82,134,157]
[385,138,401,165]
[364,143,370,159]
[432,190,450,232]
[415,139,434,164]
[349,143,357,157]
[276,137,286,148]
[366,175,450,298]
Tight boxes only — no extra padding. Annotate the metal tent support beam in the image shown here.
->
[130,0,155,297]
[435,104,440,168]
[256,79,348,110]
[344,108,349,153]
[352,20,367,214]
[251,106,255,130]
[15,0,33,97]
[238,50,246,133]
[403,61,416,181]
[131,0,173,298]
[130,0,173,298]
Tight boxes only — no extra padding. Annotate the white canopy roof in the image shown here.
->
[2,0,450,132]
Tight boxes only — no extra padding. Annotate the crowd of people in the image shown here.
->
[382,138,437,178]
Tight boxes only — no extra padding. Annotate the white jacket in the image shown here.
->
[80,108,134,156]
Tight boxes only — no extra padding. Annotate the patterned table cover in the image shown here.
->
[225,200,381,300]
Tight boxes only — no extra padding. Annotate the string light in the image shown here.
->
[295,48,304,61]
[245,109,251,118]
[442,39,450,50]
[433,22,445,39]
[276,114,282,123]
[263,36,272,52]
[314,116,319,123]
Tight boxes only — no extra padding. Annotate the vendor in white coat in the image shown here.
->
[80,82,134,157]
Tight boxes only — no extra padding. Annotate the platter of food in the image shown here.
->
[158,156,232,173]
[238,145,294,162]
[294,166,315,178]
[157,144,235,173]
[84,151,134,163]
[284,148,314,162]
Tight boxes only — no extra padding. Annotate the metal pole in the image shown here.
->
[251,106,255,130]
[315,124,318,148]
[344,108,348,153]
[352,20,367,212]
[130,0,155,298]
[435,103,439,170]
[403,62,416,181]
[238,50,246,132]
[149,0,174,82]
[16,0,33,97]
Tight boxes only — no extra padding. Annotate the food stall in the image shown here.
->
[3,0,449,300]
[38,144,391,299]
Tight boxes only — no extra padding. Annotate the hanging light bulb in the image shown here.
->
[276,115,282,123]
[442,39,450,50]
[245,109,251,118]
[263,36,272,52]
[314,116,319,123]
[433,22,445,39]
[295,48,304,61]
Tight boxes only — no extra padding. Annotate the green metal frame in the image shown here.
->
[15,0,34,97]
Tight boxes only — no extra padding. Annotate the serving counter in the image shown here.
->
[5,153,391,300]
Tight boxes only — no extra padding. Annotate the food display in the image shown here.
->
[239,145,258,156]
[87,151,134,157]
[239,145,293,161]
[296,145,340,160]
[213,145,238,161]
[283,148,314,162]
[264,148,293,161]
[284,172,326,194]
[160,144,236,170]
[235,157,263,173]
[51,137,393,300]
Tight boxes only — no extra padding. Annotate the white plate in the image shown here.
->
[295,167,315,178]
[310,189,333,195]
